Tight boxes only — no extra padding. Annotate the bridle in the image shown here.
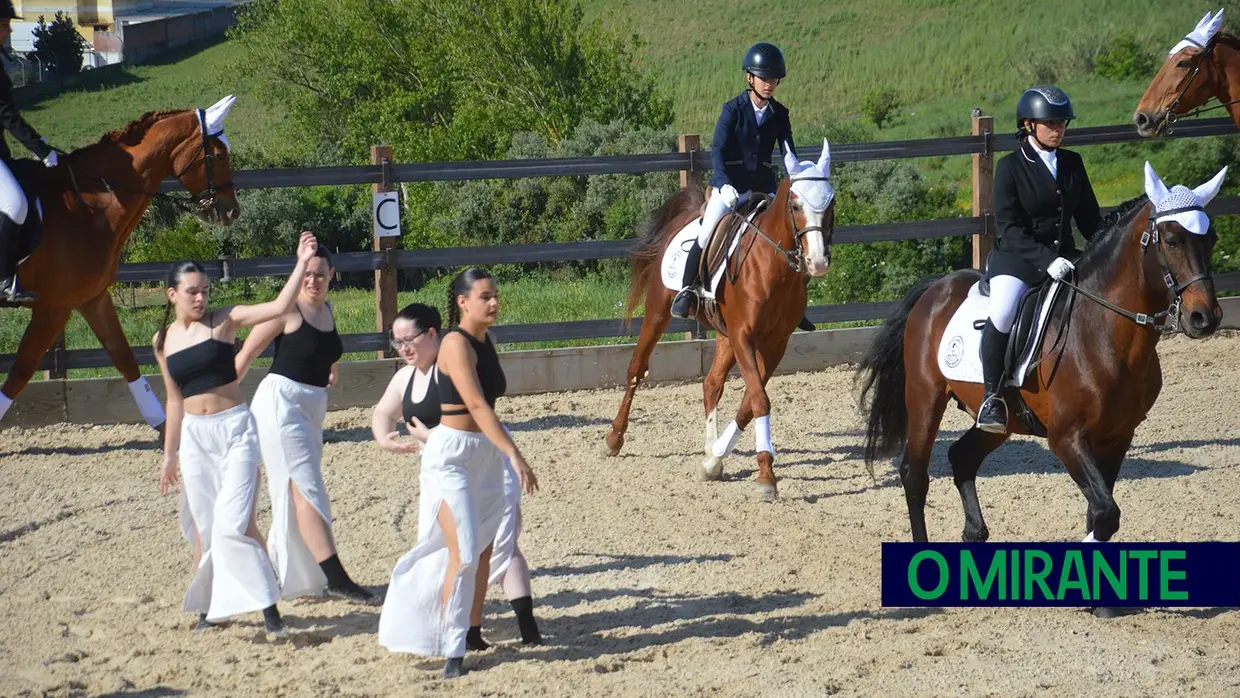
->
[1163,35,1240,131]
[733,175,834,275]
[64,108,234,217]
[1055,205,1212,333]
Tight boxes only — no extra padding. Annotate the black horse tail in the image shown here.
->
[856,277,937,479]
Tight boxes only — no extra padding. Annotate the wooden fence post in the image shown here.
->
[971,111,995,270]
[373,145,398,360]
[678,134,705,341]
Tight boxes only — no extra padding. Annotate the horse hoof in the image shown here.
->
[699,455,724,481]
[753,483,777,502]
[604,432,624,457]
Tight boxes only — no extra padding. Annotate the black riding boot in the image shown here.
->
[976,318,1009,433]
[670,241,704,319]
[0,213,35,304]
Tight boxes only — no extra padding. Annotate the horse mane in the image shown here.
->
[1075,193,1151,275]
[1215,31,1240,51]
[70,109,192,156]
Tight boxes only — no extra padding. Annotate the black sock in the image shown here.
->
[510,596,541,645]
[466,625,490,651]
[319,554,357,589]
[262,604,282,626]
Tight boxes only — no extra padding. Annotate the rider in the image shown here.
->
[671,42,815,332]
[0,0,59,303]
[976,85,1101,433]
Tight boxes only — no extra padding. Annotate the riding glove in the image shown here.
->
[1047,257,1074,281]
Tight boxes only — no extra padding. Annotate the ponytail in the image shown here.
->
[445,267,491,328]
[155,300,173,353]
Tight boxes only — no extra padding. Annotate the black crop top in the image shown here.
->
[402,365,441,428]
[437,327,506,416]
[270,304,344,388]
[164,315,237,399]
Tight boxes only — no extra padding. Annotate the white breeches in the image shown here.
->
[696,186,746,247]
[986,274,1030,334]
[0,159,27,225]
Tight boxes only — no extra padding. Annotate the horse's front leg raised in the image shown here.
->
[727,334,788,501]
[78,289,165,432]
[0,305,72,423]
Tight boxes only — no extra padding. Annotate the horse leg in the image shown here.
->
[0,305,72,422]
[901,377,949,543]
[605,287,673,457]
[734,334,784,501]
[948,428,1009,542]
[1052,430,1121,544]
[78,289,166,432]
[699,339,736,481]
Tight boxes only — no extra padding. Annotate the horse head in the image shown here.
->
[1134,8,1229,136]
[1142,160,1226,337]
[172,95,241,225]
[784,138,835,277]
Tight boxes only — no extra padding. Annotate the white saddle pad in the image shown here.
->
[659,216,748,300]
[937,279,1064,387]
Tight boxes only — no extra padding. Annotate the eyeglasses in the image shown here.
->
[389,329,426,350]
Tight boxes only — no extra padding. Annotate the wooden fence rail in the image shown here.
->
[6,113,1239,376]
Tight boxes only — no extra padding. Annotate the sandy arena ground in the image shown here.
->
[2,331,1239,697]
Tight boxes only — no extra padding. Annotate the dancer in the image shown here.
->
[154,231,318,637]
[236,246,375,604]
[377,269,539,678]
[371,302,542,652]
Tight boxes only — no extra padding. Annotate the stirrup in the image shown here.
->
[976,394,1008,432]
[670,287,699,318]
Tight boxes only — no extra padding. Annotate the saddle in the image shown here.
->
[697,194,770,282]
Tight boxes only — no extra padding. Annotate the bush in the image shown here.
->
[861,89,901,129]
[1094,32,1154,82]
[32,11,88,77]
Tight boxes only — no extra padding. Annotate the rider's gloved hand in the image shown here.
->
[42,151,58,168]
[1047,257,1074,281]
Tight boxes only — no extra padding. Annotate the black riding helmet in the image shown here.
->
[743,42,786,80]
[0,1,20,20]
[1016,85,1075,131]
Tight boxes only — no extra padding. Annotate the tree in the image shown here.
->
[32,12,88,77]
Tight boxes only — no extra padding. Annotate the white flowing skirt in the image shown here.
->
[378,425,507,658]
[178,403,281,621]
[251,372,334,600]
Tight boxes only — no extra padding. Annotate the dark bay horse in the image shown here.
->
[1134,9,1240,135]
[0,96,241,432]
[857,161,1225,548]
[605,141,835,501]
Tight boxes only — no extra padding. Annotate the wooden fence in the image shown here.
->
[3,115,1239,376]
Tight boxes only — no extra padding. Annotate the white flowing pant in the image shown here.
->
[986,274,1030,334]
[378,425,508,658]
[251,373,333,599]
[179,404,281,622]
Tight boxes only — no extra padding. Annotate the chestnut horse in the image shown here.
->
[604,141,835,501]
[0,96,241,432]
[856,162,1225,559]
[1134,9,1240,136]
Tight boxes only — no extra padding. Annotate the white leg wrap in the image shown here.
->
[755,415,773,456]
[712,420,742,459]
[128,377,166,428]
[0,391,11,422]
[705,408,719,455]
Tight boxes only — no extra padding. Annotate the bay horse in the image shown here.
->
[0,96,241,433]
[1134,8,1240,136]
[604,141,835,501]
[856,162,1225,554]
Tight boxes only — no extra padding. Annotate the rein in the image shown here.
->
[61,108,233,218]
[1054,205,1210,333]
[733,175,833,275]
